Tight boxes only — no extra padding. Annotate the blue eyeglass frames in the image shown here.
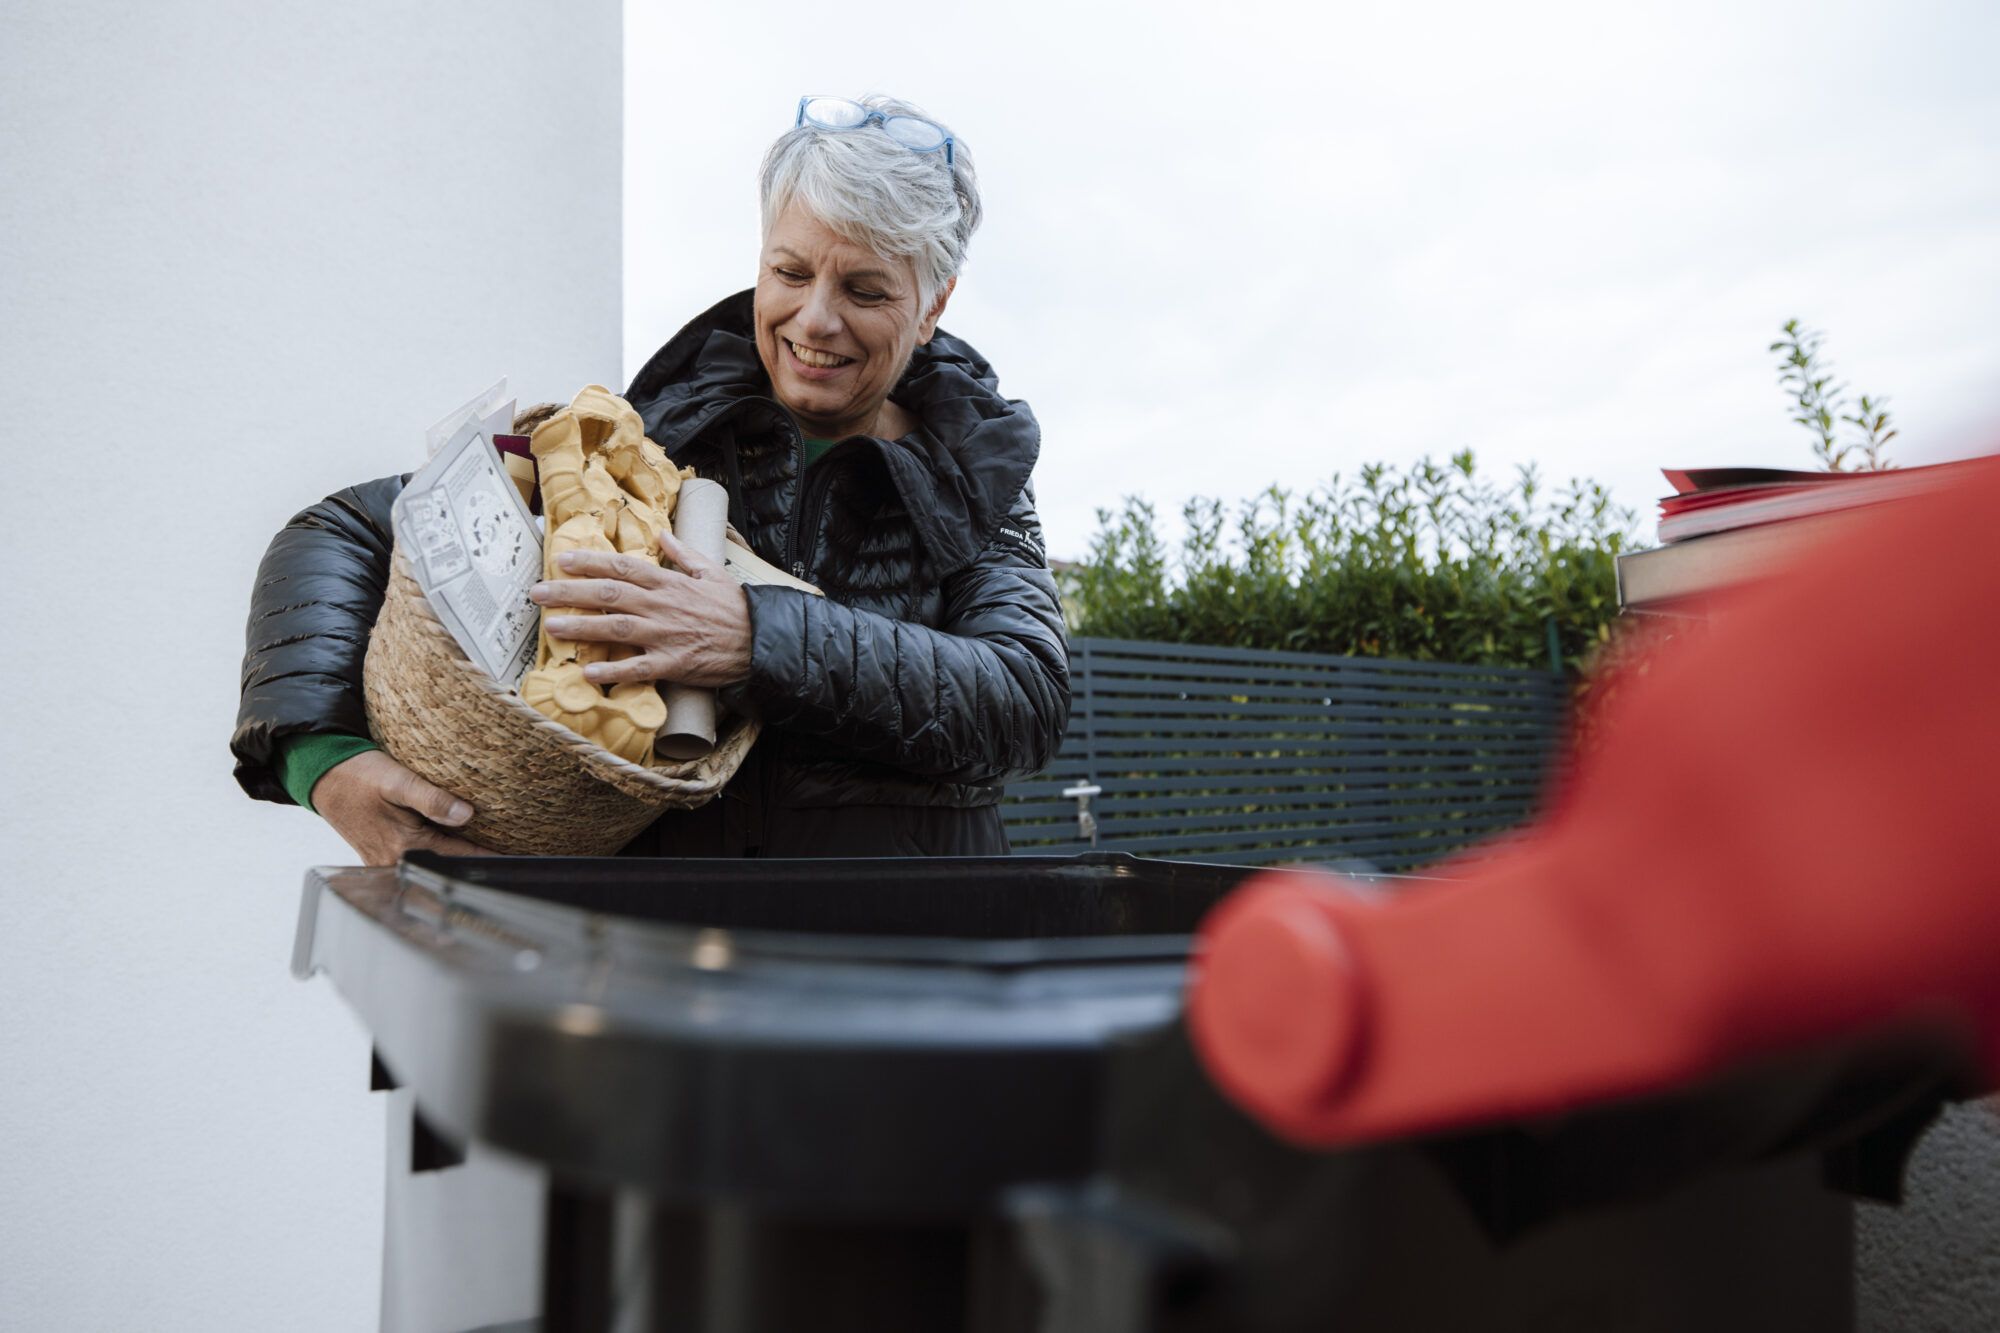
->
[795,96,954,167]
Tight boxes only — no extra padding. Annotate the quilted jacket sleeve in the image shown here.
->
[738,486,1071,786]
[231,475,404,802]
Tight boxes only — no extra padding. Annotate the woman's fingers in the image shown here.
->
[388,764,476,826]
[529,576,651,610]
[658,528,725,580]
[578,652,672,685]
[554,548,671,586]
[543,612,652,644]
[414,827,500,858]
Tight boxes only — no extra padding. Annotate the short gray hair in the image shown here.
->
[759,94,982,309]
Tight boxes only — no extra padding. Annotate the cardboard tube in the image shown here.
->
[657,478,730,760]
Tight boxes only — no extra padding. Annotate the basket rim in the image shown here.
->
[387,547,743,794]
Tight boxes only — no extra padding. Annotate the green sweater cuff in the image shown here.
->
[277,733,379,813]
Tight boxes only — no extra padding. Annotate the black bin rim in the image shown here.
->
[397,850,1323,970]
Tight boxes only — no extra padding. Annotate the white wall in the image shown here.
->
[0,4,620,1328]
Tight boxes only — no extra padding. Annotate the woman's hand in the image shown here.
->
[312,750,493,865]
[529,530,753,688]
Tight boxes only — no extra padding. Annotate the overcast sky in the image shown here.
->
[626,0,1999,562]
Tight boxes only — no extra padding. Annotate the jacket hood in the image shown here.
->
[625,290,1041,577]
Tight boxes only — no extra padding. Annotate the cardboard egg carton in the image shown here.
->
[520,386,695,766]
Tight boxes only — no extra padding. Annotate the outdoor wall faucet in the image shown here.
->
[1061,782,1103,846]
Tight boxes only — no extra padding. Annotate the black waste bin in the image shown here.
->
[293,852,1965,1332]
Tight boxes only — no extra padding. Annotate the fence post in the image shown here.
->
[1073,640,1096,844]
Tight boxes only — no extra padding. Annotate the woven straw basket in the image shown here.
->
[362,546,759,856]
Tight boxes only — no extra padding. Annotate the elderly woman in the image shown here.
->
[231,95,1070,863]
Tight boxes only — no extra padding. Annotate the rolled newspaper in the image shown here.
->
[658,477,730,760]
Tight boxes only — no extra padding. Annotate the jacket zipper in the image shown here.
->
[784,436,840,583]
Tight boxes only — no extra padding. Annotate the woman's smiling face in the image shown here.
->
[754,203,950,441]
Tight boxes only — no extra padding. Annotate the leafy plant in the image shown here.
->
[1769,318,1897,471]
[1062,451,1635,673]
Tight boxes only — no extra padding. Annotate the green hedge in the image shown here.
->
[1060,451,1638,673]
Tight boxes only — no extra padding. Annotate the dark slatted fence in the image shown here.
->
[1003,638,1570,871]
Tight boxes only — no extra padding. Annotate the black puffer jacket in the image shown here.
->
[232,291,1070,856]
